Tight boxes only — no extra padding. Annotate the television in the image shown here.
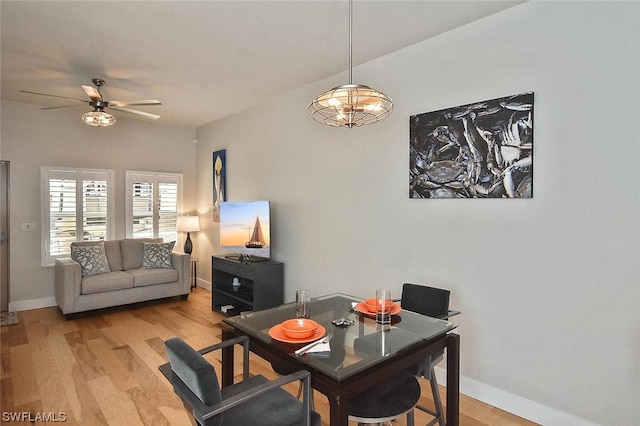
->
[219,201,271,262]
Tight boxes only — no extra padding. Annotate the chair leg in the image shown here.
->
[295,380,315,410]
[406,408,415,426]
[429,368,445,426]
[416,367,445,426]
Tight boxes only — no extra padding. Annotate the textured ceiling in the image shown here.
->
[1,1,524,127]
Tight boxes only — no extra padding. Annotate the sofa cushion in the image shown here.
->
[71,242,111,277]
[81,271,134,294]
[103,240,123,271]
[121,238,163,270]
[142,241,175,269]
[128,268,179,287]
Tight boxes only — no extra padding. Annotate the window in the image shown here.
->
[126,171,182,241]
[41,167,114,266]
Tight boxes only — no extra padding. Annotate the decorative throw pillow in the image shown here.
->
[71,242,111,277]
[142,241,175,269]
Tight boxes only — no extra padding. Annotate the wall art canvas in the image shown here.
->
[410,92,533,199]
[213,150,226,222]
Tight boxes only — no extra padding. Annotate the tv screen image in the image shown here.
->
[219,201,270,261]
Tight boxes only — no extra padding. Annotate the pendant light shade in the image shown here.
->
[308,0,393,128]
[308,83,393,128]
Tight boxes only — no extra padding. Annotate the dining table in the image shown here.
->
[221,293,460,426]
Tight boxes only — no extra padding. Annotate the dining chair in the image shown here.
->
[400,283,459,426]
[344,327,421,426]
[159,336,321,426]
[347,369,421,426]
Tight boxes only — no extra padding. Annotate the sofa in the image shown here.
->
[55,238,190,318]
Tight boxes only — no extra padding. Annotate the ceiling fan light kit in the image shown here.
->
[82,110,116,127]
[20,78,161,127]
[309,0,393,128]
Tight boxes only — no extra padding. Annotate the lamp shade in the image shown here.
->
[176,215,200,233]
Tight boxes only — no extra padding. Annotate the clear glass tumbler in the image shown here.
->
[375,288,391,324]
[295,290,311,319]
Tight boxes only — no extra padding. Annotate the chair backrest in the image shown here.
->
[400,283,450,319]
[165,337,222,408]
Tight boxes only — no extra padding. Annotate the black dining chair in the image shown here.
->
[348,369,420,426]
[400,283,459,426]
[159,336,321,426]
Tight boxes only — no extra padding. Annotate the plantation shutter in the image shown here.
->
[42,167,113,266]
[126,171,182,241]
[158,180,179,241]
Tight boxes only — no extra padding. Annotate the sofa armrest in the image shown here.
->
[172,252,191,293]
[55,258,82,315]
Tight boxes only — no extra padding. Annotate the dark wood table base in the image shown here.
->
[222,327,460,426]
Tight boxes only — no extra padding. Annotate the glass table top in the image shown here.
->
[223,293,458,381]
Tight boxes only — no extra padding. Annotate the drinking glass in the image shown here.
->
[375,288,392,324]
[295,290,311,319]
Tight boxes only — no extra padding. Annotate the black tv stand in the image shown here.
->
[212,255,283,315]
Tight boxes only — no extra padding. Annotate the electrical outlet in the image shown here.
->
[20,223,35,231]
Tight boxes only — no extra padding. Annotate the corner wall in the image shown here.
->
[195,2,640,425]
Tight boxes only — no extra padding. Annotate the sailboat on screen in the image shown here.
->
[245,216,266,248]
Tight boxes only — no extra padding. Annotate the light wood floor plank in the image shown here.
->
[8,344,39,407]
[87,375,144,426]
[86,337,138,391]
[31,346,74,423]
[0,288,538,425]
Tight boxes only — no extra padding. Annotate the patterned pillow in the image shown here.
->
[71,242,111,277]
[142,241,175,269]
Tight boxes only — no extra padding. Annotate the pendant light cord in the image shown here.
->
[349,0,353,85]
[307,0,393,127]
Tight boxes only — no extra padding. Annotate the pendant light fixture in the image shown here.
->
[308,0,393,128]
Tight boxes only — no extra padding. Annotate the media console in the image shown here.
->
[211,255,284,316]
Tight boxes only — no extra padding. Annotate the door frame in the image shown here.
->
[1,160,10,312]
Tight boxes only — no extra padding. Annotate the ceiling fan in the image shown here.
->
[20,78,162,126]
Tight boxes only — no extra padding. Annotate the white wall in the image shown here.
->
[194,2,640,425]
[1,101,197,310]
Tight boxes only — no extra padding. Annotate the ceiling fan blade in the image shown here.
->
[82,85,102,101]
[110,106,161,120]
[108,100,162,107]
[41,104,86,111]
[20,90,88,103]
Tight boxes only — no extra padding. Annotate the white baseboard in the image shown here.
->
[434,367,599,426]
[9,297,57,312]
[195,278,211,290]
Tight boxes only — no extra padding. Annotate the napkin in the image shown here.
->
[305,342,330,354]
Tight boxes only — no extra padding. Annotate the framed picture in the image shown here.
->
[410,92,533,198]
[213,150,226,222]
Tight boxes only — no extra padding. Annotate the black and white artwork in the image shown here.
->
[410,92,534,199]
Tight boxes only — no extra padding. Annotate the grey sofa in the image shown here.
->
[55,238,190,318]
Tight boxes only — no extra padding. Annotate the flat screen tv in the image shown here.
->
[219,201,270,262]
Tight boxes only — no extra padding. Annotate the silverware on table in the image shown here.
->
[294,333,333,356]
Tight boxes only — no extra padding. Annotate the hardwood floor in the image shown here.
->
[1,288,537,425]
